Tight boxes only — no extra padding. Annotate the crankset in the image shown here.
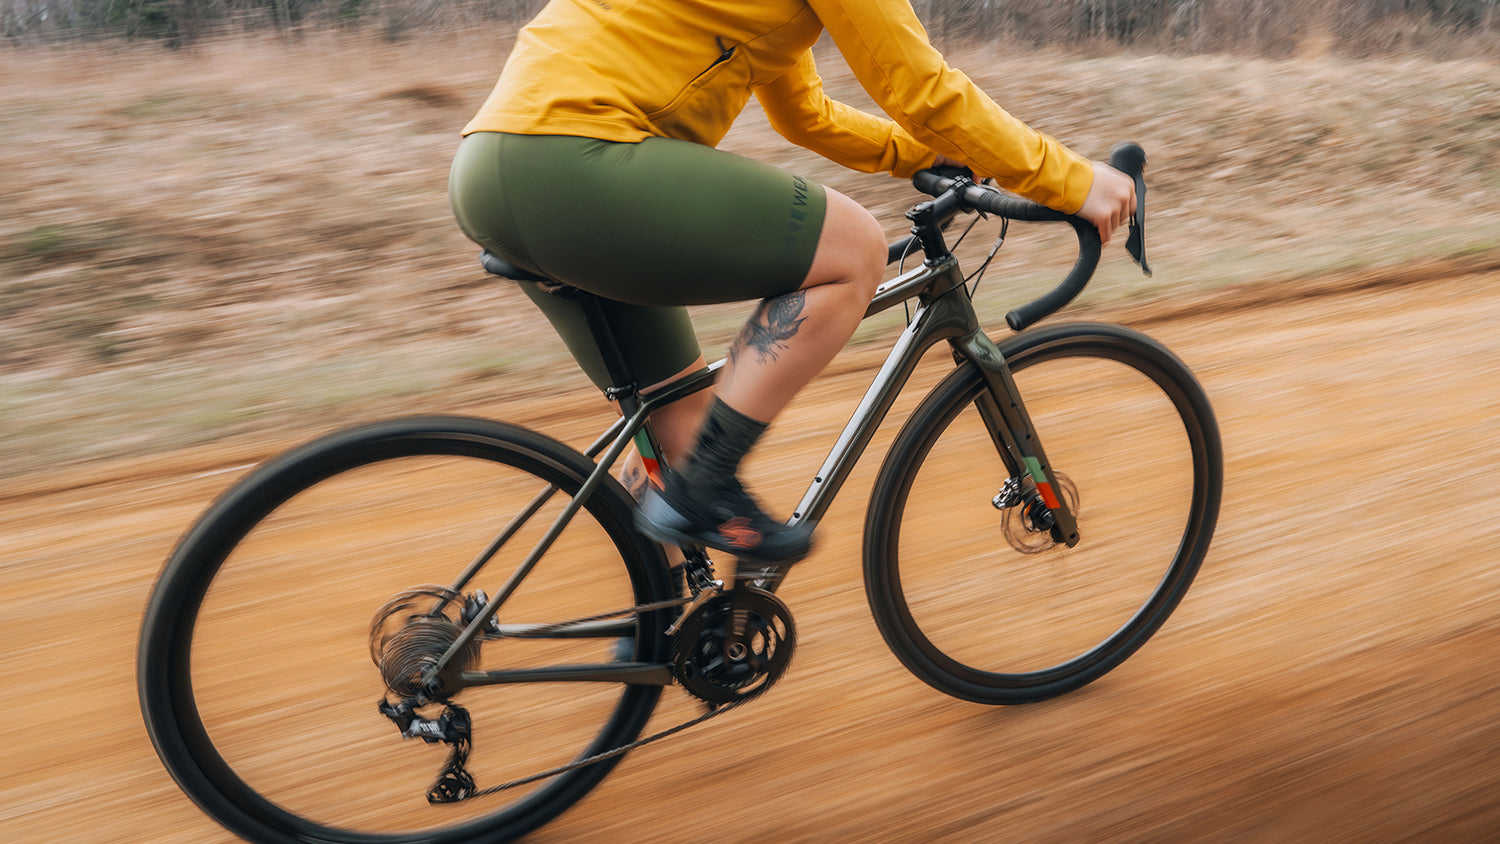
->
[367,578,794,804]
[672,586,796,705]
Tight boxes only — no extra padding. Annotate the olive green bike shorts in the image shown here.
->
[448,132,828,392]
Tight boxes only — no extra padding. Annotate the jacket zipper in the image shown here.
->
[708,37,736,71]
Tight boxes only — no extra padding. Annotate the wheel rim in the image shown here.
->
[867,327,1219,701]
[142,420,669,842]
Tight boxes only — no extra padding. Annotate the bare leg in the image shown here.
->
[632,188,885,563]
[618,358,713,498]
[616,360,712,570]
[717,188,886,422]
[622,188,883,487]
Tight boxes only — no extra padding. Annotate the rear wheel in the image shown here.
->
[138,416,674,842]
[864,323,1222,704]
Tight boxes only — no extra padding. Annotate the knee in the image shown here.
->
[817,189,887,300]
[849,207,887,294]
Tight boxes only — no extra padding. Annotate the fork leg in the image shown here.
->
[952,329,1080,547]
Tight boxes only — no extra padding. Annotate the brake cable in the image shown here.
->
[964,216,1008,299]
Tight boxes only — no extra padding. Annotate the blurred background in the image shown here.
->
[2,1,1498,841]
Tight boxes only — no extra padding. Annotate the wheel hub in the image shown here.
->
[997,472,1080,554]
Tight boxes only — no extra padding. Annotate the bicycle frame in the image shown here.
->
[427,210,1084,692]
[140,149,1195,843]
[621,251,1076,538]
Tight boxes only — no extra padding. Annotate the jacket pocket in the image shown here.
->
[645,39,739,125]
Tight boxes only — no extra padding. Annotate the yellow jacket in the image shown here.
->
[463,0,1094,213]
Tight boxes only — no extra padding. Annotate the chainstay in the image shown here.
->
[480,593,692,640]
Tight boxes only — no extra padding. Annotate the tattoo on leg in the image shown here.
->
[730,290,807,364]
[621,464,649,501]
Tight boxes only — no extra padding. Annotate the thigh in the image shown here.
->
[502,134,829,306]
[451,133,704,392]
[516,281,702,392]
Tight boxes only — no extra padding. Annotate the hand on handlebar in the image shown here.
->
[906,142,1148,330]
[1078,162,1136,246]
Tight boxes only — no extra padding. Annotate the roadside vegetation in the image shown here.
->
[3,0,1497,58]
[0,2,1497,478]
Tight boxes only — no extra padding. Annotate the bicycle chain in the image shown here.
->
[456,696,745,799]
[476,592,692,640]
[430,590,748,800]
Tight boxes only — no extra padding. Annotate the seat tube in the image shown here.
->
[954,329,1080,548]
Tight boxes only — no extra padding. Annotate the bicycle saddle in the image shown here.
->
[479,249,552,283]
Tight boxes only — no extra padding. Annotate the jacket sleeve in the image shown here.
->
[804,0,1094,213]
[755,50,941,179]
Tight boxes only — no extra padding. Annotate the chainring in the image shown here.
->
[672,586,795,705]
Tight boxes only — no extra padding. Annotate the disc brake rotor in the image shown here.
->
[1000,472,1080,554]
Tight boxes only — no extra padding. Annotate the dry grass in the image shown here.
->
[1,30,1497,478]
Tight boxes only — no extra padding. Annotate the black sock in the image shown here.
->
[678,397,767,493]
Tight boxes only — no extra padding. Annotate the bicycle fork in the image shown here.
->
[789,260,1081,551]
[952,328,1080,548]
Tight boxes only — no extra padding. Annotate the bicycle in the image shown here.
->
[138,143,1223,843]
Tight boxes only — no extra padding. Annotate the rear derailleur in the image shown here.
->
[369,587,493,803]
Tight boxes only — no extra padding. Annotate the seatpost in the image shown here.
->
[573,290,641,410]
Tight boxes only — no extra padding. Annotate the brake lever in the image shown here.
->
[1125,173,1149,277]
[1108,143,1151,277]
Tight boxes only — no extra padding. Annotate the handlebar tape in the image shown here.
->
[1004,217,1100,331]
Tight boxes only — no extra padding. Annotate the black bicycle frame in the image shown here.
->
[427,211,1083,691]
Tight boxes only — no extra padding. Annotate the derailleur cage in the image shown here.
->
[378,696,476,804]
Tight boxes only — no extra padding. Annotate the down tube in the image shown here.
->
[789,290,979,526]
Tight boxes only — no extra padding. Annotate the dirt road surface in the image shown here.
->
[4,267,1499,843]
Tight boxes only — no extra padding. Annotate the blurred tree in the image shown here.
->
[0,0,1492,52]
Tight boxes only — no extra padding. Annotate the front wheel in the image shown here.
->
[864,323,1222,704]
[138,416,675,843]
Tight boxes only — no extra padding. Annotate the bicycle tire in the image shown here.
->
[864,322,1222,704]
[138,415,675,843]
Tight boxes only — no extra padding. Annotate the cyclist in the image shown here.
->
[449,0,1136,565]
